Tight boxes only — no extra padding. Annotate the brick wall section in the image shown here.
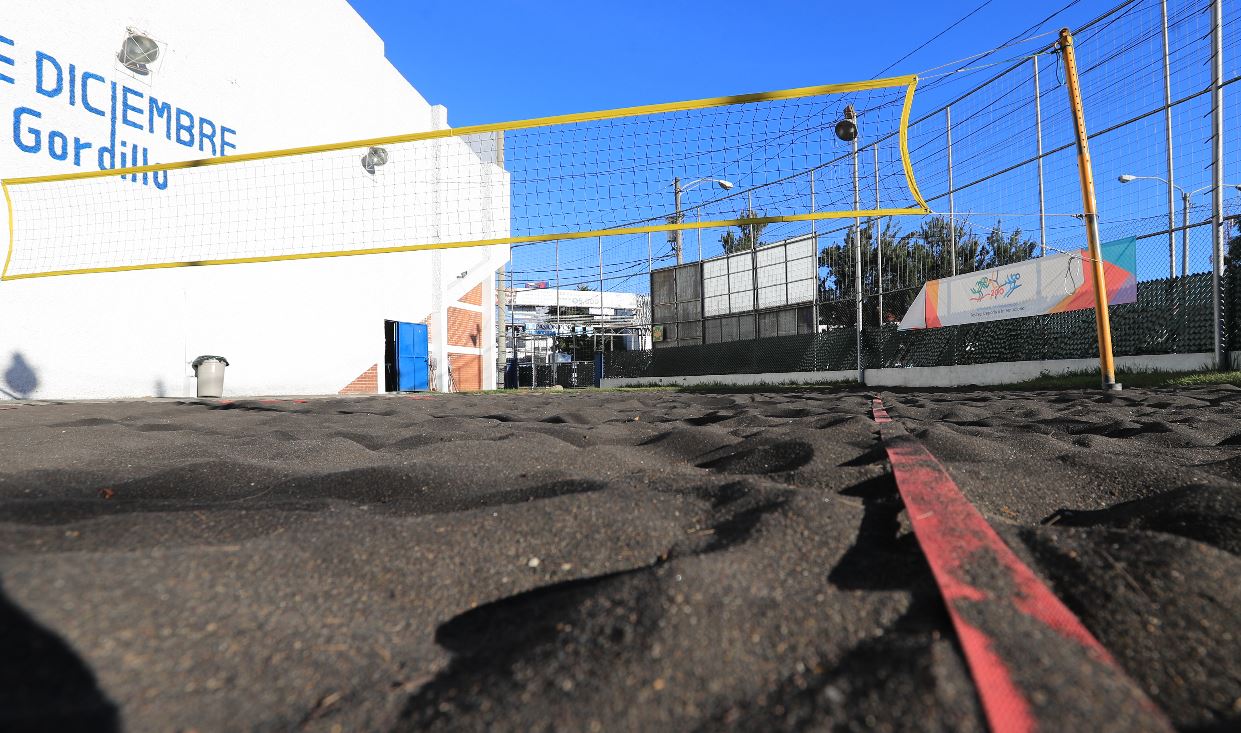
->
[460,284,483,306]
[450,354,482,391]
[423,286,487,391]
[339,364,379,394]
[447,307,482,348]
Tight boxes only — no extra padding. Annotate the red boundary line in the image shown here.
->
[869,397,1169,733]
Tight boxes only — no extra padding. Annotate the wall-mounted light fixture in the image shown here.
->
[361,146,389,175]
[118,31,160,76]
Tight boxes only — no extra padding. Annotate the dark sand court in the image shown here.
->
[0,388,1238,731]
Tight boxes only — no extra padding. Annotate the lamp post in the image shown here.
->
[672,177,734,264]
[1118,174,1241,278]
[834,105,863,383]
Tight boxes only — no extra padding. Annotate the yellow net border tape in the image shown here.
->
[2,74,929,280]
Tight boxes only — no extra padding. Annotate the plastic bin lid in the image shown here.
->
[191,355,229,368]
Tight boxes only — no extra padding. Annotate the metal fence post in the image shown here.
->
[946,106,957,276]
[1211,0,1227,369]
[510,269,517,386]
[853,130,863,383]
[1033,55,1048,257]
[647,231,654,351]
[1161,0,1177,279]
[874,144,882,325]
[748,192,760,329]
[697,209,703,262]
[810,169,820,338]
[598,236,605,353]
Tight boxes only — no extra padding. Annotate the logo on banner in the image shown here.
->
[898,237,1138,331]
[969,272,1022,302]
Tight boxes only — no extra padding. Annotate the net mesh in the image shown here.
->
[596,0,1241,383]
[1,77,926,279]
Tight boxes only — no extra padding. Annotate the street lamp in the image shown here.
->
[672,177,734,264]
[840,104,864,384]
[1118,174,1241,278]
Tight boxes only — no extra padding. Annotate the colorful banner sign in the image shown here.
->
[898,237,1137,330]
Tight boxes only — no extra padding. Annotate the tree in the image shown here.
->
[985,221,1038,266]
[818,219,917,326]
[1226,221,1241,265]
[719,207,767,254]
[816,216,1042,327]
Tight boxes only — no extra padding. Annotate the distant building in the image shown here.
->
[500,288,651,362]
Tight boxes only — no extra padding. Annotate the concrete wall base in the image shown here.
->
[601,351,1239,390]
[602,370,856,388]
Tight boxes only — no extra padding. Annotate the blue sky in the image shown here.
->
[340,1,1233,292]
[344,0,1108,126]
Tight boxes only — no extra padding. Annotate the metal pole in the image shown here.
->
[749,192,759,326]
[555,240,561,330]
[510,268,517,387]
[947,106,957,276]
[598,235,605,353]
[1033,55,1048,257]
[1211,0,1227,369]
[810,170,820,331]
[853,126,863,384]
[1182,190,1191,348]
[697,209,702,262]
[1159,0,1177,278]
[1060,28,1119,390]
[673,177,683,265]
[647,231,654,350]
[873,144,882,324]
[1183,191,1191,279]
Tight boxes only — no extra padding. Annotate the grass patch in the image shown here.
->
[672,381,856,394]
[1011,368,1241,390]
[458,381,855,395]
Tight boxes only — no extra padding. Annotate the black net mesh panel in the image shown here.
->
[653,263,703,348]
[605,272,1226,380]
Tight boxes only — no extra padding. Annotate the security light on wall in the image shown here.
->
[361,147,390,175]
[118,31,160,75]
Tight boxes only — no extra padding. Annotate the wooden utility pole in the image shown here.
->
[1059,28,1120,390]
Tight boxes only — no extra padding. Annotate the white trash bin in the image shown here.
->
[192,356,229,398]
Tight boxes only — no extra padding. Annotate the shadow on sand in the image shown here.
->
[0,579,119,731]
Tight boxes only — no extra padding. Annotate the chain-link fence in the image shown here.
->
[508,0,1241,383]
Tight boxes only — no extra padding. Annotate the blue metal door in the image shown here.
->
[396,322,429,391]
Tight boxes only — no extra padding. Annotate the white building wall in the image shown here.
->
[0,0,508,399]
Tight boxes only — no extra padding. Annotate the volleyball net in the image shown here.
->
[1,75,927,280]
